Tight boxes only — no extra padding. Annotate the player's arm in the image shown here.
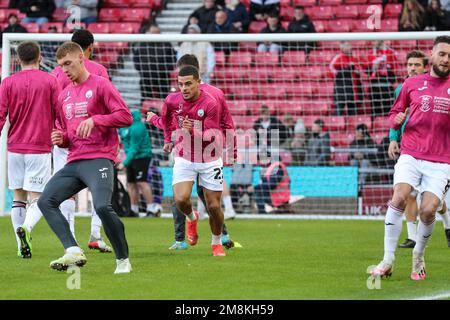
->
[91,81,133,128]
[388,80,410,130]
[146,111,164,130]
[161,99,175,153]
[0,80,9,134]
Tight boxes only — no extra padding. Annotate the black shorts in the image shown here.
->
[126,157,151,183]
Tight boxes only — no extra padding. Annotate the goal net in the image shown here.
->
[0,31,445,217]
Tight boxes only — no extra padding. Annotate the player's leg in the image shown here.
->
[38,164,87,269]
[169,202,188,250]
[79,159,131,273]
[437,200,450,247]
[88,208,112,253]
[134,157,155,217]
[399,192,418,248]
[11,190,27,256]
[222,181,236,220]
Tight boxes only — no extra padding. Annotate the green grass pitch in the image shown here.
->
[1,217,450,300]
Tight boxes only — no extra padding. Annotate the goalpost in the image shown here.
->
[0,31,447,217]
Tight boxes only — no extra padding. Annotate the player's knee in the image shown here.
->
[94,204,110,216]
[206,203,221,215]
[391,193,408,209]
[37,194,56,211]
[174,193,190,206]
[419,205,437,223]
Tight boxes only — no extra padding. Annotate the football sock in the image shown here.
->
[413,218,436,257]
[11,201,27,250]
[406,221,417,242]
[383,203,404,264]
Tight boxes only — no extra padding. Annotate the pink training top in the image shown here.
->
[161,89,222,163]
[57,74,132,163]
[53,58,109,90]
[389,73,450,164]
[0,69,60,154]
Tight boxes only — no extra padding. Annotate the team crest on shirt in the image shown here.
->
[65,103,74,120]
[197,109,204,117]
[85,90,93,99]
[419,95,432,112]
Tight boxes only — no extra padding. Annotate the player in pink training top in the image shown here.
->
[370,36,450,281]
[162,65,228,257]
[0,41,60,259]
[52,29,113,254]
[37,42,133,274]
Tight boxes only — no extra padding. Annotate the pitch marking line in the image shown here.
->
[412,292,450,300]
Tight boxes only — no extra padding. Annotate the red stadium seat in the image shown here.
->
[40,22,63,33]
[239,41,257,52]
[63,23,86,33]
[256,84,287,99]
[280,0,291,7]
[383,3,402,18]
[213,67,249,83]
[351,19,374,32]
[96,50,119,69]
[293,0,317,6]
[312,20,327,32]
[379,19,398,32]
[303,101,331,115]
[133,0,154,7]
[335,5,358,18]
[326,19,351,32]
[282,51,306,66]
[417,39,433,51]
[227,100,247,116]
[233,115,257,130]
[321,0,342,5]
[325,116,346,132]
[88,23,111,33]
[229,51,252,66]
[347,115,372,131]
[313,81,334,97]
[121,8,151,22]
[227,84,256,100]
[329,132,354,147]
[357,4,382,19]
[254,52,279,67]
[371,131,386,144]
[23,23,39,33]
[0,0,8,8]
[305,6,334,20]
[96,41,130,53]
[99,8,121,21]
[248,21,266,33]
[142,99,164,114]
[344,0,367,3]
[215,51,225,67]
[151,0,162,10]
[308,50,337,64]
[373,116,390,133]
[103,0,132,7]
[52,7,68,22]
[280,6,295,20]
[252,67,274,82]
[109,22,140,33]
[271,68,299,82]
[285,82,313,99]
[391,39,417,50]
[277,100,305,115]
[298,65,329,79]
[332,152,350,166]
[0,10,6,22]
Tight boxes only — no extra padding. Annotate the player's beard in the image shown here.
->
[432,64,450,77]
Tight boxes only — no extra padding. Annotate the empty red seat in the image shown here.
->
[121,8,151,22]
[96,51,119,69]
[0,0,9,8]
[280,6,295,20]
[330,132,355,147]
[282,51,306,66]
[215,51,225,67]
[227,84,256,100]
[357,4,382,19]
[96,41,130,53]
[63,23,86,33]
[371,131,387,144]
[271,68,298,82]
[351,18,374,32]
[103,0,132,7]
[284,82,313,99]
[305,6,334,20]
[312,20,327,32]
[332,152,350,166]
[322,0,342,5]
[213,67,249,83]
[151,0,162,10]
[239,41,257,52]
[252,67,274,82]
[383,3,402,18]
[99,8,121,21]
[52,7,68,22]
[110,22,140,33]
[347,115,372,131]
[325,116,346,132]
[372,116,390,133]
[88,23,110,33]
[335,5,358,18]
[41,22,63,33]
[254,52,279,67]
[256,84,287,99]
[133,0,154,7]
[313,81,334,97]
[344,0,367,3]
[391,39,417,50]
[0,10,6,22]
[229,51,252,66]
[379,19,398,32]
[227,101,247,116]
[303,102,330,115]
[248,21,266,33]
[23,23,39,33]
[417,39,433,50]
[142,99,164,114]
[280,0,291,7]
[327,19,351,32]
[293,0,318,6]
[298,65,329,79]
[308,50,337,64]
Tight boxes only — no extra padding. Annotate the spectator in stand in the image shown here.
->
[329,41,363,116]
[348,123,376,184]
[206,10,239,53]
[366,40,397,116]
[303,119,330,166]
[191,0,220,33]
[290,118,307,166]
[399,0,426,31]
[287,6,316,52]
[41,25,59,65]
[62,0,98,26]
[250,0,280,21]
[253,105,288,153]
[177,24,215,83]
[230,163,254,213]
[281,113,295,150]
[19,0,55,26]
[257,11,286,53]
[181,15,200,34]
[224,0,250,33]
[424,0,450,31]
[0,13,28,48]
[133,24,176,100]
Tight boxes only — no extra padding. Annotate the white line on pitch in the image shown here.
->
[412,292,450,300]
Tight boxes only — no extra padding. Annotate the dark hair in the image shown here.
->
[8,13,18,20]
[406,50,428,66]
[314,119,324,128]
[177,54,200,69]
[17,41,40,65]
[356,123,368,132]
[260,105,269,112]
[268,11,280,19]
[178,65,199,79]
[71,29,94,50]
[434,35,450,47]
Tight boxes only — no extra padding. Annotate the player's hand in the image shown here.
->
[388,141,400,160]
[182,115,193,133]
[146,111,156,123]
[163,142,173,153]
[394,108,409,126]
[51,129,64,146]
[76,118,95,139]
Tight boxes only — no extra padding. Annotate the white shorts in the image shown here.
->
[394,154,450,202]
[172,157,224,191]
[8,152,52,193]
[53,145,68,173]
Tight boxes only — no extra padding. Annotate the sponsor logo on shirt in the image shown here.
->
[419,95,432,112]
[418,81,428,91]
[85,90,93,99]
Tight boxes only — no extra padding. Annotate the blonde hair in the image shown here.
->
[56,41,83,60]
